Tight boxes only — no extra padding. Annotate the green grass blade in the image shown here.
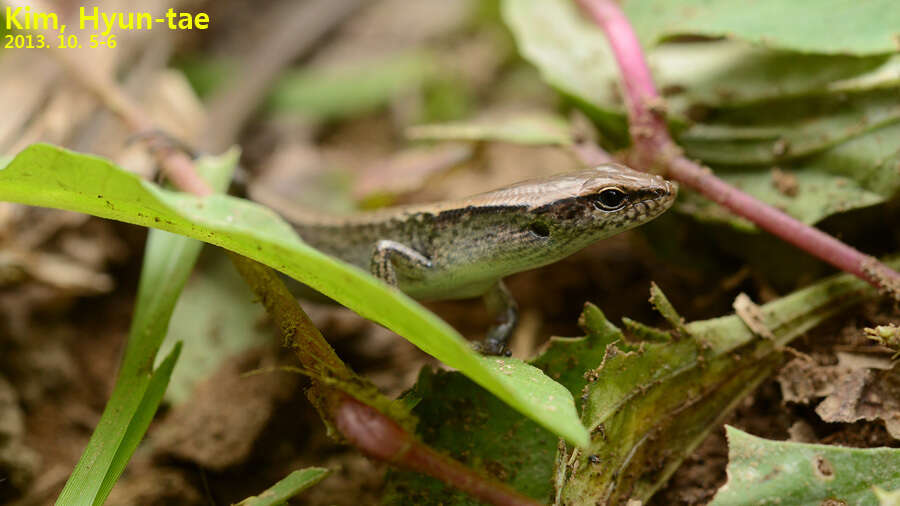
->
[235,468,330,506]
[0,143,588,447]
[96,341,183,504]
[56,229,204,506]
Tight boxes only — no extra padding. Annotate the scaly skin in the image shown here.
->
[280,164,677,353]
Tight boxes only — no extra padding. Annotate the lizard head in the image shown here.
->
[526,164,677,248]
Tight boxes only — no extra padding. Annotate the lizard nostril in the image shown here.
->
[655,182,674,198]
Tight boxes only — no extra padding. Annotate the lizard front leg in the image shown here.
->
[479,280,518,356]
[371,241,516,356]
[370,239,432,287]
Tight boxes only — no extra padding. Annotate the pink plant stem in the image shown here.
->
[577,0,669,162]
[576,0,900,299]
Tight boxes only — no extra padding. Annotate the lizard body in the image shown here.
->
[277,164,677,353]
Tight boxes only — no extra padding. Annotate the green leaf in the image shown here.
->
[678,118,900,228]
[174,54,236,98]
[531,303,626,402]
[179,49,460,124]
[658,47,897,114]
[561,263,890,504]
[407,111,574,146]
[179,51,440,121]
[266,51,438,120]
[710,426,900,506]
[55,151,239,505]
[502,0,623,131]
[383,260,895,503]
[99,342,182,501]
[648,282,688,336]
[625,0,900,55]
[474,355,582,434]
[235,467,330,506]
[802,120,900,198]
[0,143,588,447]
[679,89,900,165]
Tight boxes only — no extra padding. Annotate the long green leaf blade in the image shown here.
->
[97,341,183,503]
[235,467,330,506]
[0,144,588,447]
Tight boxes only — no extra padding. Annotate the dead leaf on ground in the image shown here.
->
[153,348,301,470]
[0,375,40,501]
[733,293,775,340]
[778,352,900,439]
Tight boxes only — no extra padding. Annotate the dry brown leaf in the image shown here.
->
[778,353,900,439]
[733,292,774,340]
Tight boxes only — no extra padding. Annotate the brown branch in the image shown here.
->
[203,0,365,152]
[226,252,348,376]
[576,0,900,300]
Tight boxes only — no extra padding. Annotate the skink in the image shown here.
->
[276,163,677,354]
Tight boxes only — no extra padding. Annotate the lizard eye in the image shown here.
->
[593,188,627,211]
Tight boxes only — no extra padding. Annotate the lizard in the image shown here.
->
[273,163,677,354]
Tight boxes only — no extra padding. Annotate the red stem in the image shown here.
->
[576,0,900,300]
[334,396,542,506]
[577,0,668,161]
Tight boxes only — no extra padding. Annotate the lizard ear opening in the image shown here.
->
[529,222,550,238]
